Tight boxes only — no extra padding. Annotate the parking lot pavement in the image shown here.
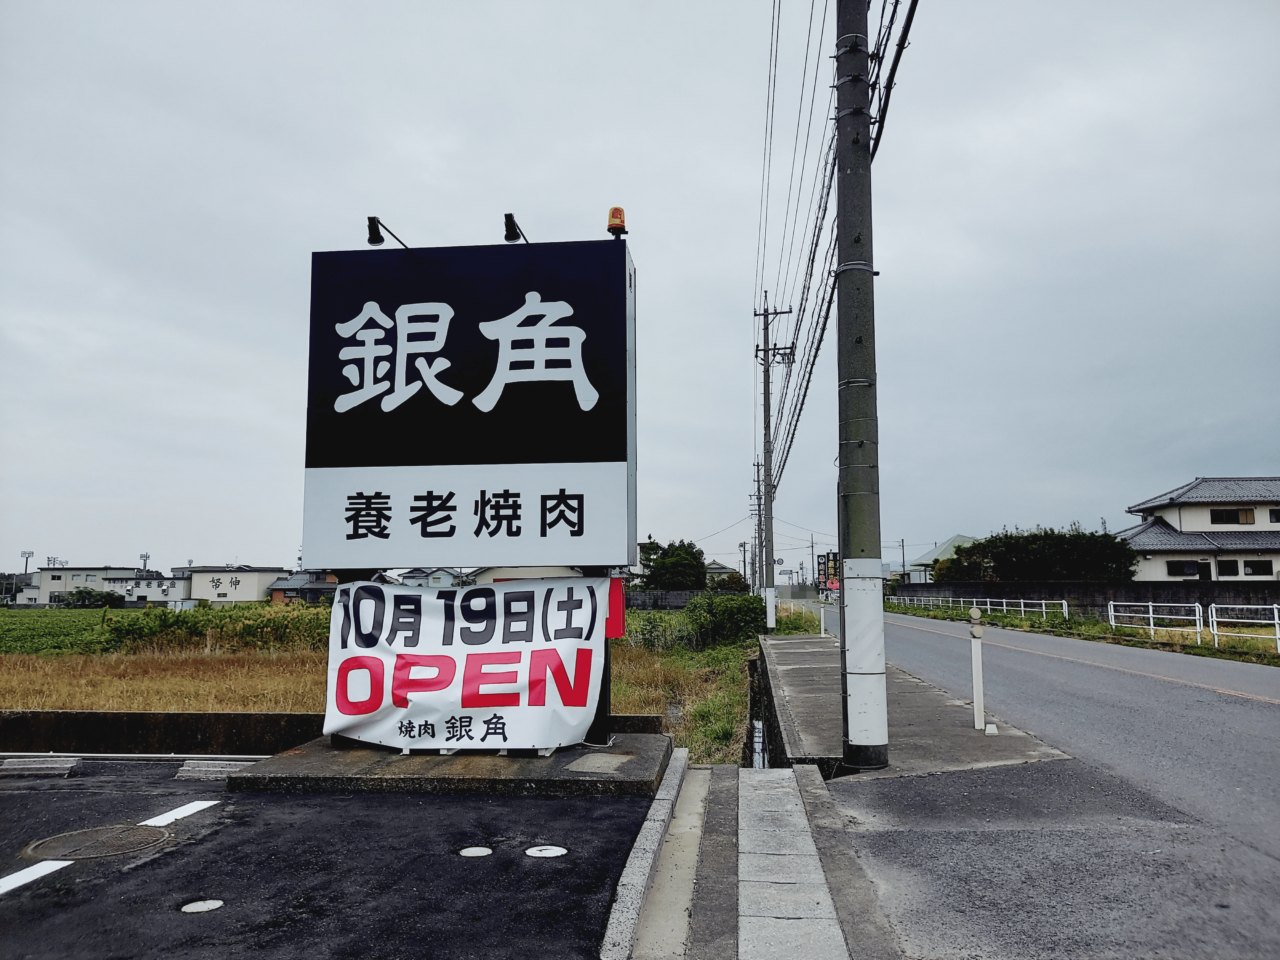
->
[1,760,651,959]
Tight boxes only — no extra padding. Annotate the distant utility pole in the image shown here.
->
[755,292,793,593]
[747,460,757,591]
[900,538,906,581]
[810,535,816,587]
[835,0,888,770]
[739,541,749,580]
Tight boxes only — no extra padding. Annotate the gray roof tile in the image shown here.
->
[1117,517,1280,552]
[1127,477,1280,513]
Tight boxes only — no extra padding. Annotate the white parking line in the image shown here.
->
[0,860,74,896]
[139,800,221,827]
[0,800,222,898]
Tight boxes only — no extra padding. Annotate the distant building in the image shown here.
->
[177,565,292,606]
[901,535,977,584]
[24,566,191,606]
[706,559,738,581]
[268,570,338,604]
[1117,477,1280,581]
[400,568,462,588]
[471,566,582,584]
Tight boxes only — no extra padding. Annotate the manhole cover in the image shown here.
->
[26,825,170,860]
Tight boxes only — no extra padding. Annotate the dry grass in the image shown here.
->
[611,640,751,764]
[0,649,328,713]
[0,636,755,764]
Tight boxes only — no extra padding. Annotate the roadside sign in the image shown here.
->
[325,578,607,749]
[302,240,637,568]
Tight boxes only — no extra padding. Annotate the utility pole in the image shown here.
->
[739,541,749,580]
[900,538,907,582]
[810,535,816,587]
[835,0,888,770]
[754,292,793,594]
[747,460,757,593]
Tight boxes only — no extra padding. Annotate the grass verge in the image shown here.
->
[0,606,761,764]
[884,601,1280,668]
[0,649,328,712]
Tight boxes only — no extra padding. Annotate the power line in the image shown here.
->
[871,0,920,161]
[693,516,752,543]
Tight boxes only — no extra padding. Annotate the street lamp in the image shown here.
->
[366,217,409,249]
[503,213,529,243]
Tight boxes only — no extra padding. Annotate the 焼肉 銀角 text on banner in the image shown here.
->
[324,579,607,750]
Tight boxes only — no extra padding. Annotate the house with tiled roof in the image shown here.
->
[268,570,339,604]
[902,534,977,584]
[1116,477,1280,581]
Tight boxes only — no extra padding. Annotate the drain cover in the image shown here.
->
[26,825,170,861]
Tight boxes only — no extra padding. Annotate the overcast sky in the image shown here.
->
[1,1,1277,577]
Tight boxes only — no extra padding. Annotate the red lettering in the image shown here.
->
[461,652,522,707]
[528,648,593,708]
[391,654,456,708]
[336,656,384,715]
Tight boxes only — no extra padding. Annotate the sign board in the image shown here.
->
[324,578,607,749]
[302,240,636,569]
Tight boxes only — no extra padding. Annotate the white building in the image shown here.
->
[178,565,293,606]
[24,566,191,606]
[1117,477,1280,581]
[400,568,462,588]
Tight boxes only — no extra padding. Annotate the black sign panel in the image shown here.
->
[306,240,630,469]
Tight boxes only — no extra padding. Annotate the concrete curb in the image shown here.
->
[599,747,689,960]
[794,764,904,960]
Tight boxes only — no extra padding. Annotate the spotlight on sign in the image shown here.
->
[504,213,527,244]
[366,217,385,246]
[607,206,627,239]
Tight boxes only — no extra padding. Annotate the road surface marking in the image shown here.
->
[0,800,222,898]
[0,860,74,896]
[885,617,1280,707]
[139,800,221,827]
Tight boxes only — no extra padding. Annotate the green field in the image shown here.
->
[0,608,137,654]
[0,604,332,655]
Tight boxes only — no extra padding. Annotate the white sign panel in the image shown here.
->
[324,578,607,750]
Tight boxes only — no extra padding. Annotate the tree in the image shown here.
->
[642,540,708,590]
[715,570,750,594]
[61,587,126,608]
[933,524,1136,582]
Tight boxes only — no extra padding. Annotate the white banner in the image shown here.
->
[324,578,607,750]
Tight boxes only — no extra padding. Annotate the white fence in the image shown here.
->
[892,596,1068,619]
[1108,602,1280,650]
[1108,601,1204,638]
[1209,604,1280,652]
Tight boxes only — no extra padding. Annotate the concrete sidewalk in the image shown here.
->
[621,635,1075,960]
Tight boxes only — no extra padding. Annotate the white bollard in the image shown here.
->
[820,606,826,636]
[969,606,985,730]
[765,587,776,630]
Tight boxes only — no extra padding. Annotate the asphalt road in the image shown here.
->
[880,611,1280,860]
[0,761,649,959]
[802,604,1280,958]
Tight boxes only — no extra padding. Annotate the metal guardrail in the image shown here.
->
[891,596,1068,619]
[1108,601,1203,638]
[1209,604,1280,652]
